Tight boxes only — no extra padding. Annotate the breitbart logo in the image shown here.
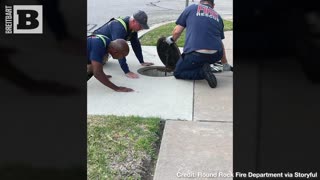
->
[5,5,43,34]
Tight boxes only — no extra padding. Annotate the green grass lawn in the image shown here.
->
[87,115,163,179]
[140,19,233,47]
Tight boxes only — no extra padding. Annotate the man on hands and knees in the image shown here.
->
[87,34,133,92]
[165,0,227,88]
[92,10,154,79]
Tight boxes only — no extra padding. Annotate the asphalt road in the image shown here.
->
[87,0,232,33]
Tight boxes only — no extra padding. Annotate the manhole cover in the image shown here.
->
[157,37,181,70]
[137,66,174,77]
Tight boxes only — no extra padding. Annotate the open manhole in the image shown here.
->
[138,36,181,77]
[138,66,174,77]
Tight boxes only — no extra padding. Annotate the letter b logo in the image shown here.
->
[14,5,42,34]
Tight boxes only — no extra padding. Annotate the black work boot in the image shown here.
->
[202,63,217,88]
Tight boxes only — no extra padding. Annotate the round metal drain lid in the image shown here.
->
[157,37,181,70]
[137,66,174,77]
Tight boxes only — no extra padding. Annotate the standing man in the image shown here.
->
[92,10,154,78]
[165,0,231,88]
[87,34,133,92]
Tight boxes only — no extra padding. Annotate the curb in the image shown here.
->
[138,16,233,39]
[138,20,175,39]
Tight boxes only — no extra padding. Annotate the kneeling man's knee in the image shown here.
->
[174,71,182,79]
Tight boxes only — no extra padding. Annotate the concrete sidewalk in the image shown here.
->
[153,32,233,179]
[154,121,233,180]
[87,29,233,179]
[87,31,232,121]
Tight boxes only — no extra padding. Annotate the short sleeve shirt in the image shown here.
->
[176,4,225,53]
[87,35,111,64]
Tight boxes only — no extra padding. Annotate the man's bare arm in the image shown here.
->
[91,61,133,92]
[172,25,185,42]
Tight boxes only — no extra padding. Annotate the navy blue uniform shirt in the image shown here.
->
[93,16,144,73]
[176,4,225,53]
[87,35,110,64]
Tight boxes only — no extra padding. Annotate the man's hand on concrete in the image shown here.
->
[125,72,139,78]
[115,86,134,92]
[141,62,154,66]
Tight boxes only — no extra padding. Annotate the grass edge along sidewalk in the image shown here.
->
[140,19,233,47]
[87,115,164,180]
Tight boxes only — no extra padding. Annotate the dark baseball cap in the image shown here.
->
[133,10,149,29]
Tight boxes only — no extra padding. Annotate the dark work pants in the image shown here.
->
[173,51,223,80]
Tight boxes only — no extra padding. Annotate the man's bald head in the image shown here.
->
[108,39,130,59]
